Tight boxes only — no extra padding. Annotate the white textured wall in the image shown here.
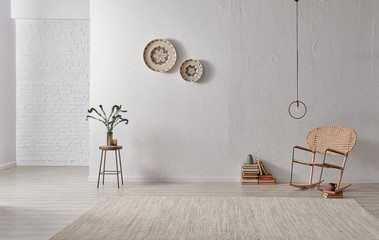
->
[16,20,90,166]
[11,0,89,19]
[90,0,379,182]
[0,0,16,171]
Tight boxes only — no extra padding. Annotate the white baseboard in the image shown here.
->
[276,177,379,184]
[88,175,379,183]
[88,176,240,182]
[4,163,379,183]
[17,162,89,167]
[0,161,16,171]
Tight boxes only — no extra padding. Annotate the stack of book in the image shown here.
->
[322,189,344,198]
[241,158,277,185]
[257,158,276,184]
[240,163,260,184]
[258,174,276,184]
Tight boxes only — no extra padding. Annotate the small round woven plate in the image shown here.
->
[180,59,203,82]
[143,39,177,72]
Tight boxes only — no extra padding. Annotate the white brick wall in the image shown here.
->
[16,20,89,166]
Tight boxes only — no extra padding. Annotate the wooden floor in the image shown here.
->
[0,167,379,240]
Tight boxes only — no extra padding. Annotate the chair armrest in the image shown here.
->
[325,148,347,156]
[293,145,315,153]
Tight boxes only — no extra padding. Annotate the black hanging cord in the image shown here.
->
[288,0,307,119]
[296,0,299,105]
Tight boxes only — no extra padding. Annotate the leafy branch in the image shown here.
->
[86,105,128,132]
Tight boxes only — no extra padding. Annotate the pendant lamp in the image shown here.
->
[288,0,307,119]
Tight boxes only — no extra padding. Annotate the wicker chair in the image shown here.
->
[289,126,357,190]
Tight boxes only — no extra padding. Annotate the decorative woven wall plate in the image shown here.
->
[143,39,177,72]
[180,59,203,82]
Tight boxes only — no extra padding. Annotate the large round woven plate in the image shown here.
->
[143,39,177,72]
[180,59,203,82]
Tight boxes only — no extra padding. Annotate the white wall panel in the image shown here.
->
[16,20,90,166]
[0,0,16,170]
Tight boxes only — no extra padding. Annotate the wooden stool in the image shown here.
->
[97,145,123,188]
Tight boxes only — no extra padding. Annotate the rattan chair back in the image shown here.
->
[306,126,357,156]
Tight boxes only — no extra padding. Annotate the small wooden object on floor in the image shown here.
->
[322,189,344,198]
[97,145,124,189]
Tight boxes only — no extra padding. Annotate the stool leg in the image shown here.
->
[118,150,123,185]
[97,150,103,188]
[115,150,119,188]
[103,150,107,185]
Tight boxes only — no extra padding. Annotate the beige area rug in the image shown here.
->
[51,196,379,240]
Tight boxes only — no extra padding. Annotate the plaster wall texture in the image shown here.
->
[16,20,90,166]
[90,0,379,182]
[0,0,16,171]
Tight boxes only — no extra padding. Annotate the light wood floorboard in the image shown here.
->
[0,166,379,240]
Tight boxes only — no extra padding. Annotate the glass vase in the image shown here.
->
[107,132,113,146]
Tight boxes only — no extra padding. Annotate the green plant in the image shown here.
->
[86,105,128,133]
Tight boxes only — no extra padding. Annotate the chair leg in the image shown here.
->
[289,147,323,189]
[337,170,344,188]
[103,151,107,185]
[290,147,296,185]
[309,152,316,185]
[115,150,119,189]
[337,155,348,189]
[317,153,328,189]
[97,150,103,188]
[118,150,123,185]
[337,183,352,191]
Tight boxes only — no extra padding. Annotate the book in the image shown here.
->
[322,190,343,195]
[242,172,259,175]
[241,179,258,183]
[258,179,276,183]
[241,168,260,172]
[256,158,263,175]
[259,178,276,184]
[242,173,259,176]
[258,177,275,180]
[323,192,343,197]
[241,178,258,181]
[242,164,258,168]
[258,183,276,185]
[242,166,259,169]
[258,177,274,180]
[258,175,273,179]
[241,176,258,179]
[260,162,268,175]
[241,182,259,185]
[243,172,260,175]
[323,193,344,198]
